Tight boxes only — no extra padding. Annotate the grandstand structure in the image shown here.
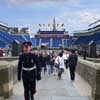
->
[72,20,100,50]
[0,22,31,48]
[33,17,71,48]
[0,18,71,49]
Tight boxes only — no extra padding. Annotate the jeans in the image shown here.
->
[42,67,46,76]
[47,64,51,76]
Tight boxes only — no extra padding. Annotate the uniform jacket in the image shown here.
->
[18,53,37,80]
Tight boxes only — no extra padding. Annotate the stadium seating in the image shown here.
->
[0,31,33,48]
[35,38,40,47]
[74,32,100,45]
[41,38,50,47]
[52,38,62,48]
[23,35,31,41]
[0,31,14,47]
[11,34,32,44]
[0,40,7,48]
[0,31,13,43]
[0,29,70,48]
[11,35,25,43]
[63,39,68,47]
[31,38,36,47]
[3,29,100,48]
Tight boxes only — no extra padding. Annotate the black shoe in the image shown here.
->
[31,96,34,100]
[71,79,75,82]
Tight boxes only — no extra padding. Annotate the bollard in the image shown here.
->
[0,61,18,99]
[92,67,100,100]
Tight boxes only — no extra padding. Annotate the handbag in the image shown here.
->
[55,63,59,68]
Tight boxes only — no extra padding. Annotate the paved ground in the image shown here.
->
[8,69,91,100]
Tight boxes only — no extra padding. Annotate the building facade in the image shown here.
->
[34,18,70,48]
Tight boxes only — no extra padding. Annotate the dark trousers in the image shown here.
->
[58,68,64,80]
[69,66,76,80]
[23,79,36,100]
[51,64,55,74]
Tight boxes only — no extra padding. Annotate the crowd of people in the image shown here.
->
[30,49,78,81]
[17,41,78,100]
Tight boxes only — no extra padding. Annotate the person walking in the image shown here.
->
[68,49,78,81]
[18,41,39,100]
[51,53,56,75]
[63,51,69,69]
[34,51,42,81]
[41,52,47,76]
[46,52,52,77]
[55,52,65,80]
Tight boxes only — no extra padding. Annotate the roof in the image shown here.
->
[74,32,100,45]
[38,30,65,34]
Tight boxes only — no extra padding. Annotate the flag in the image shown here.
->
[43,24,45,26]
[61,24,64,27]
[39,24,41,27]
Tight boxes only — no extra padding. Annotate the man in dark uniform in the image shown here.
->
[18,41,37,100]
[83,50,87,60]
[68,49,78,81]
[34,52,42,81]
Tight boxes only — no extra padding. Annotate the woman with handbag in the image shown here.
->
[55,52,65,80]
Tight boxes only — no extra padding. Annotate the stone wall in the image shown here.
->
[0,57,18,61]
[76,58,100,100]
[0,57,100,100]
[0,60,18,99]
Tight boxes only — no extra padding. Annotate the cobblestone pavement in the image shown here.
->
[8,69,91,100]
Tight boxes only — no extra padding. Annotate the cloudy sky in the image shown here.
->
[0,0,100,35]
